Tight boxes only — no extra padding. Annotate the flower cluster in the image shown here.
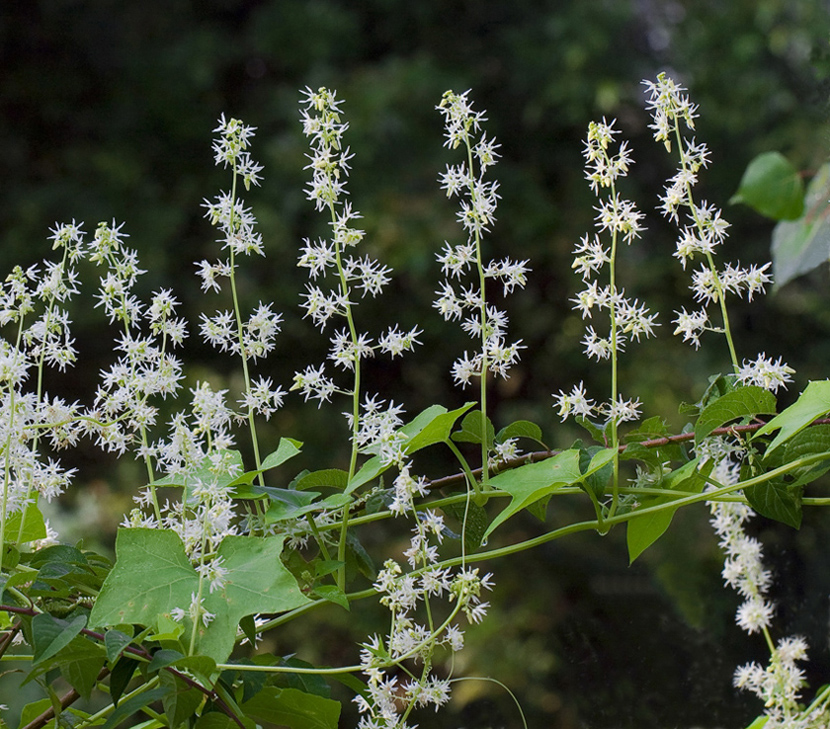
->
[198,117,286,424]
[434,90,529,388]
[114,118,288,631]
[293,88,421,419]
[0,223,87,527]
[701,437,819,728]
[553,118,653,427]
[355,513,493,728]
[643,74,778,355]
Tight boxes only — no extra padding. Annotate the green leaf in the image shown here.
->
[626,499,675,564]
[695,386,777,445]
[227,439,305,493]
[484,450,582,538]
[452,410,495,448]
[199,536,311,663]
[346,404,475,494]
[345,456,388,495]
[574,416,608,444]
[148,648,185,673]
[110,656,139,707]
[577,447,617,500]
[148,613,185,642]
[496,420,545,446]
[744,481,802,529]
[104,629,134,663]
[242,687,341,729]
[755,380,830,453]
[260,438,304,470]
[4,500,47,544]
[270,656,333,698]
[239,614,257,648]
[295,469,349,491]
[90,529,310,664]
[18,699,53,729]
[771,162,830,288]
[265,492,350,524]
[57,635,106,700]
[32,613,87,665]
[311,585,350,610]
[730,151,805,220]
[626,458,706,563]
[525,494,552,522]
[101,687,171,729]
[585,447,617,476]
[314,560,343,578]
[27,544,88,569]
[161,671,203,728]
[89,529,197,628]
[625,416,670,440]
[440,500,489,551]
[344,532,375,581]
[1,544,19,570]
[404,402,476,453]
[770,424,830,485]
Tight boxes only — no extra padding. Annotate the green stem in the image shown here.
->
[462,125,491,486]
[445,438,481,499]
[226,169,265,482]
[672,121,739,372]
[606,176,621,519]
[327,193,361,592]
[1,319,26,561]
[306,512,332,563]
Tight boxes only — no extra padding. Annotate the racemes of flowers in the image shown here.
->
[292,87,422,587]
[4,71,830,729]
[293,87,421,452]
[199,114,285,473]
[644,76,823,727]
[700,437,830,729]
[119,116,284,638]
[355,488,493,729]
[643,73,793,393]
[553,117,656,515]
[292,87,494,726]
[434,90,530,480]
[0,221,88,550]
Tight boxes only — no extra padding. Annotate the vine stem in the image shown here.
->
[225,167,266,533]
[433,451,830,568]
[606,173,621,521]
[462,125,491,489]
[326,194,362,593]
[217,600,464,677]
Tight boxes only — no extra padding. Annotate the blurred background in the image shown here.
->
[2,0,830,726]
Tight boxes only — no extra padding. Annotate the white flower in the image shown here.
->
[553,382,596,421]
[737,353,795,393]
[673,307,709,348]
[451,351,481,386]
[602,395,641,424]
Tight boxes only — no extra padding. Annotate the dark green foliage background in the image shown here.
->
[2,0,830,726]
